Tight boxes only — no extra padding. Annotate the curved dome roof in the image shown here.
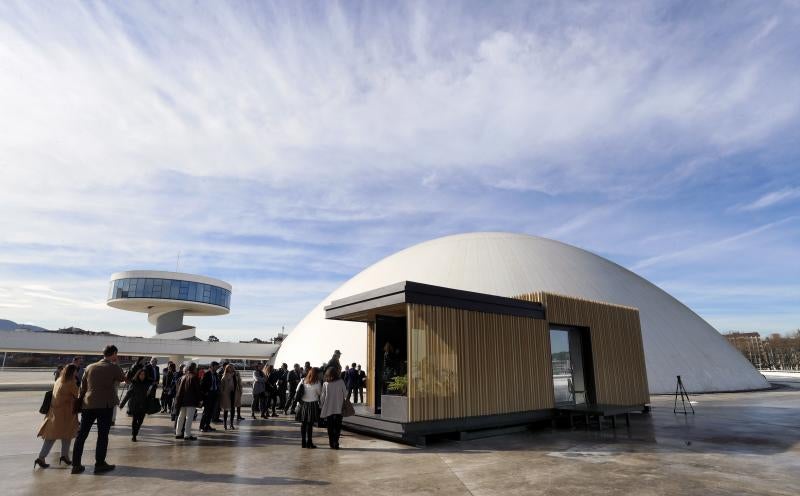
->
[276,232,767,393]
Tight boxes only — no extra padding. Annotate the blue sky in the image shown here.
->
[1,1,798,340]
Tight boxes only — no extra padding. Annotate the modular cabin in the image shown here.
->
[325,281,649,445]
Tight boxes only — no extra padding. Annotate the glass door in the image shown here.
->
[550,327,589,406]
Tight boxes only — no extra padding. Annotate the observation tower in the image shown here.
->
[107,270,231,340]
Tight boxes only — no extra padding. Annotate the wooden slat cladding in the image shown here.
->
[366,321,376,409]
[517,292,650,406]
[407,303,553,422]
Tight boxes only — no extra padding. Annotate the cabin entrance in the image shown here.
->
[373,314,407,413]
[550,326,595,406]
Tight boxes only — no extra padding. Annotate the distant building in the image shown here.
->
[725,331,800,371]
[725,332,767,369]
[107,270,232,340]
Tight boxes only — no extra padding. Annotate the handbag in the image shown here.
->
[72,394,84,415]
[146,396,161,415]
[342,398,355,417]
[39,390,53,415]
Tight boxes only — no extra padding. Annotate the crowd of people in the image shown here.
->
[34,346,367,474]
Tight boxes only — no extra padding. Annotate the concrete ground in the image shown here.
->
[0,386,798,496]
[0,370,53,388]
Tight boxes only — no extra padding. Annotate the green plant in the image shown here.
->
[387,374,408,395]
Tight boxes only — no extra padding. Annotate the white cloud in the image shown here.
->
[0,1,799,336]
[736,187,800,211]
[631,216,799,271]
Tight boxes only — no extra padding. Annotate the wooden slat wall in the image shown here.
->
[516,292,650,406]
[366,321,375,410]
[407,303,553,422]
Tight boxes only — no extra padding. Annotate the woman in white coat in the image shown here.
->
[320,366,348,449]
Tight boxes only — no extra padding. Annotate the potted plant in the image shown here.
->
[380,374,408,422]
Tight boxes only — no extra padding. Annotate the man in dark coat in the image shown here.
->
[357,365,366,404]
[144,357,160,398]
[328,350,342,375]
[284,363,302,414]
[199,362,220,432]
[346,363,360,403]
[276,363,289,414]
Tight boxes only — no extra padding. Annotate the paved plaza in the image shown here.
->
[1,384,799,496]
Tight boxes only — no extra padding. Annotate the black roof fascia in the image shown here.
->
[324,281,545,320]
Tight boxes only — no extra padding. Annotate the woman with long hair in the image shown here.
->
[220,364,238,430]
[294,367,322,448]
[120,368,150,442]
[35,364,79,468]
[263,364,279,418]
[320,366,348,450]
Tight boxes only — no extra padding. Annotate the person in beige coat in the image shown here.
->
[233,368,244,420]
[219,364,240,430]
[35,364,80,468]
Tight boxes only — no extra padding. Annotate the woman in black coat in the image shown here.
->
[120,369,151,442]
[263,365,279,418]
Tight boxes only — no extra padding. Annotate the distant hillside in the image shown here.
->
[0,319,49,332]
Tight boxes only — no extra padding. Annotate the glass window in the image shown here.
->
[108,278,228,308]
[550,329,572,405]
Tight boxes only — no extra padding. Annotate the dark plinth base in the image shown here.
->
[342,406,553,446]
[553,403,648,429]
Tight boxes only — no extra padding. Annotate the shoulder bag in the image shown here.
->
[72,393,84,415]
[147,396,161,415]
[39,389,53,415]
[342,398,355,417]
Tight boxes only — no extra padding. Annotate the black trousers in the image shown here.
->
[72,407,113,467]
[132,412,145,437]
[284,381,298,411]
[266,392,278,414]
[326,414,343,447]
[200,393,219,429]
[276,387,287,413]
[347,387,358,403]
[161,391,173,410]
[252,392,265,415]
[301,421,314,445]
[356,386,364,404]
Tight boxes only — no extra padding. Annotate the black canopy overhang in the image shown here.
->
[324,281,546,322]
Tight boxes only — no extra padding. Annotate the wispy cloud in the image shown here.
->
[631,216,799,271]
[735,187,800,212]
[0,1,799,336]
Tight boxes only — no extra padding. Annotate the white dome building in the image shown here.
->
[276,232,767,394]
